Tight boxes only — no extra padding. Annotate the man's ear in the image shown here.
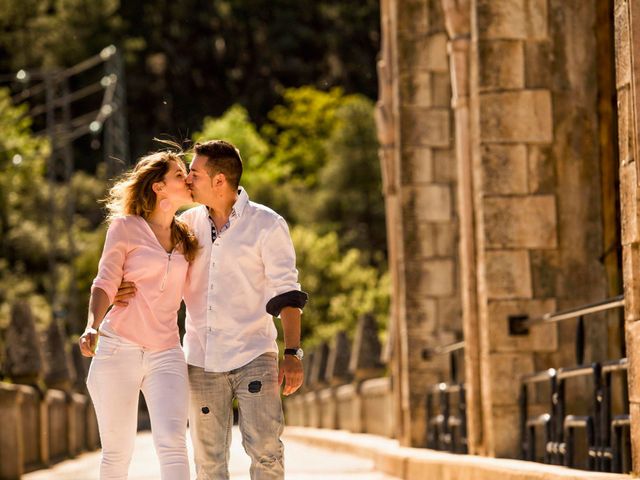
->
[213,172,226,187]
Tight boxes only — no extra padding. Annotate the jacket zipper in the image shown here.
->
[160,252,172,291]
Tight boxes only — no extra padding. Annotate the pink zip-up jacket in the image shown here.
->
[91,215,190,351]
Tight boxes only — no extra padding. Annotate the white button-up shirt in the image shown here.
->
[180,188,302,372]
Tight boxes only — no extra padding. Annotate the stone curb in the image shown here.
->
[283,427,633,480]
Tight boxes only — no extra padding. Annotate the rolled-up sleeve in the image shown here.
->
[91,217,128,304]
[262,217,308,316]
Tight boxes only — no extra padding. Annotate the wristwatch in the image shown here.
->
[284,347,304,361]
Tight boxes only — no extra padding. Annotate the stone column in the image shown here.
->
[469,0,605,457]
[378,0,461,447]
[614,0,640,472]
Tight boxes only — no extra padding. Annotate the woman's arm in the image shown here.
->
[79,287,111,357]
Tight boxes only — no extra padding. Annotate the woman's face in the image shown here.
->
[160,161,193,206]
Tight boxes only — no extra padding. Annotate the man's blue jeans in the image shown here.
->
[188,353,285,479]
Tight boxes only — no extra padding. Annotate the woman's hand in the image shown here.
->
[79,328,99,357]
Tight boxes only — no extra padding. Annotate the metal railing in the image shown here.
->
[423,341,467,453]
[513,296,630,473]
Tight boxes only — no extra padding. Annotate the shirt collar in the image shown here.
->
[206,187,249,224]
[233,187,249,218]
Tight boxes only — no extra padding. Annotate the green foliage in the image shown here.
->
[0,87,108,341]
[291,226,389,346]
[263,86,345,186]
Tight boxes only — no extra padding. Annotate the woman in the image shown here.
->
[79,150,198,480]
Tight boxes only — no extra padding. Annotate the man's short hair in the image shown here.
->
[193,140,243,189]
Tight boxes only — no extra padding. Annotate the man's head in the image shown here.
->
[186,140,243,205]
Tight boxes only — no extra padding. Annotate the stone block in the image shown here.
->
[405,298,438,332]
[433,222,457,257]
[0,383,26,479]
[479,90,553,143]
[527,145,555,194]
[407,184,452,222]
[427,0,446,34]
[20,387,42,470]
[431,72,452,107]
[524,40,552,88]
[529,249,560,298]
[487,353,535,405]
[478,40,525,90]
[413,258,455,297]
[303,392,321,428]
[481,144,528,194]
[437,297,462,331]
[631,402,640,474]
[400,71,432,107]
[398,0,429,37]
[401,107,451,147]
[433,148,456,182]
[626,320,640,403]
[402,147,433,185]
[623,243,640,322]
[361,377,394,437]
[483,195,558,249]
[318,388,337,429]
[484,250,533,299]
[486,299,557,352]
[617,85,633,163]
[406,222,437,259]
[399,33,449,73]
[614,0,631,88]
[477,0,548,40]
[491,404,521,458]
[620,160,640,246]
[46,389,69,462]
[335,383,361,432]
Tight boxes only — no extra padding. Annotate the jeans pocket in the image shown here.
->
[94,336,120,359]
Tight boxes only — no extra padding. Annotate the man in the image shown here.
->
[116,140,307,479]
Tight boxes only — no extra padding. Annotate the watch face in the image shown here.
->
[296,348,304,360]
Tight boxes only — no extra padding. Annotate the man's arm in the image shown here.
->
[278,306,303,396]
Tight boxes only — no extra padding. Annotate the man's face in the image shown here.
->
[186,154,216,204]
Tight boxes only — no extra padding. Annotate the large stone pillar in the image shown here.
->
[614,0,640,472]
[377,0,461,447]
[469,0,606,457]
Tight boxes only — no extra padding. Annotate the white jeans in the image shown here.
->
[87,335,190,480]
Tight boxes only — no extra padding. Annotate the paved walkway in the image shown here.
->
[23,427,398,480]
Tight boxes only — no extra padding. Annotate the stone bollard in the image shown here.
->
[4,301,42,387]
[318,332,353,429]
[0,383,31,479]
[70,343,90,394]
[349,313,385,380]
[45,389,69,462]
[306,343,329,428]
[325,331,352,386]
[41,319,76,392]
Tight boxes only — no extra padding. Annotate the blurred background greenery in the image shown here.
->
[0,0,388,369]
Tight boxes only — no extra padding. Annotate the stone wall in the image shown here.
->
[376,0,626,462]
[0,382,99,479]
[614,0,640,474]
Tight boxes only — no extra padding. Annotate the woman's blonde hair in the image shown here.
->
[103,150,199,262]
